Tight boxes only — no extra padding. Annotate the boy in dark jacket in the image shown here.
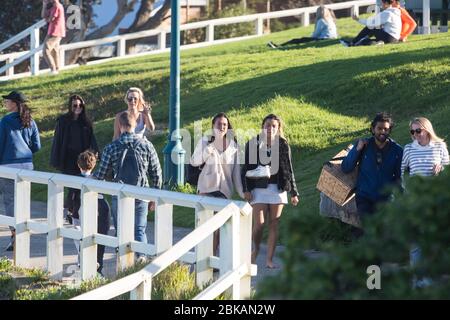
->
[67,150,110,276]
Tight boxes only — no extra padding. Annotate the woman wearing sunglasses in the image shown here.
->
[401,117,449,287]
[113,87,155,140]
[401,117,449,178]
[50,94,98,176]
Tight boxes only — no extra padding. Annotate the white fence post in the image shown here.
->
[130,275,152,300]
[80,186,98,280]
[255,17,264,36]
[158,31,166,50]
[117,38,126,57]
[206,24,215,42]
[351,5,359,17]
[5,57,14,77]
[59,49,65,69]
[238,208,252,299]
[117,191,135,272]
[195,205,214,288]
[47,179,64,280]
[220,208,240,299]
[30,26,40,75]
[155,198,173,255]
[14,175,31,269]
[302,11,310,27]
[422,0,431,34]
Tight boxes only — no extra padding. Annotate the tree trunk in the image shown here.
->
[65,0,137,65]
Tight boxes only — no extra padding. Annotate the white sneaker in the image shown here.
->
[136,256,147,264]
[50,70,59,75]
[245,165,271,179]
[339,39,350,47]
[267,41,278,49]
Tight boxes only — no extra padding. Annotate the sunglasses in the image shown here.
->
[127,97,138,102]
[72,104,82,108]
[410,128,422,135]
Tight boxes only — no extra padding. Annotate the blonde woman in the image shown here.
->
[242,114,299,268]
[268,6,337,48]
[401,117,449,178]
[113,87,155,140]
[401,117,449,287]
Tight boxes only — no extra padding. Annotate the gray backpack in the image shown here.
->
[113,140,146,186]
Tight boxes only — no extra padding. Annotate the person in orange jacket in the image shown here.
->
[393,0,417,41]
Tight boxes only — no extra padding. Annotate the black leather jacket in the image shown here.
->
[241,135,298,197]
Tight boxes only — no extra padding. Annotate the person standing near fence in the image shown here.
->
[0,91,41,252]
[67,151,110,276]
[94,111,162,263]
[341,112,403,235]
[190,112,245,255]
[41,0,66,75]
[50,95,98,220]
[242,114,299,269]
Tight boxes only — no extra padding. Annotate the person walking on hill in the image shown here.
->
[268,6,338,48]
[401,117,449,287]
[0,91,41,251]
[340,0,401,46]
[41,0,66,74]
[341,112,403,235]
[190,112,245,255]
[50,94,98,221]
[113,87,155,141]
[242,114,299,269]
[94,111,162,263]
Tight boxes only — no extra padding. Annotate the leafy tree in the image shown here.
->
[258,169,450,299]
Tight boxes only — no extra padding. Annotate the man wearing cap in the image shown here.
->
[41,0,66,75]
[0,91,41,251]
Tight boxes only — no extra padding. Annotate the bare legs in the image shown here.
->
[251,203,284,268]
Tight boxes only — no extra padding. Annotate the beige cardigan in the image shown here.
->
[190,137,244,199]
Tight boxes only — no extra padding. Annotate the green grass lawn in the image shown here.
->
[1,17,450,242]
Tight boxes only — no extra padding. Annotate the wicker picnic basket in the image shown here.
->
[316,145,358,206]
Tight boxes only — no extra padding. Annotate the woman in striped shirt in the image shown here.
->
[401,117,449,178]
[401,117,449,287]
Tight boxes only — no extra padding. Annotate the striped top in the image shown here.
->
[401,140,450,177]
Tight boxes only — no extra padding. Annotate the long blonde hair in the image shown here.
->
[316,5,336,23]
[124,87,150,111]
[410,117,445,143]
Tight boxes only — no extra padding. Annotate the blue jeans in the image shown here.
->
[0,178,15,231]
[111,196,148,244]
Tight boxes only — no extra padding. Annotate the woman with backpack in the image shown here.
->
[242,114,299,268]
[0,91,41,251]
[190,112,245,255]
[113,87,155,140]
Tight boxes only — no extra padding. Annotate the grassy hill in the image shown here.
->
[1,17,450,242]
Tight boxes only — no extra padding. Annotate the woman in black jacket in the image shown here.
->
[50,95,98,214]
[50,94,98,174]
[242,114,299,268]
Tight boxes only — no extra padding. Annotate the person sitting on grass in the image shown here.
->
[393,0,417,42]
[340,0,401,47]
[268,5,337,49]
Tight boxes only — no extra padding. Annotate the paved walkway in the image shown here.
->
[0,201,284,294]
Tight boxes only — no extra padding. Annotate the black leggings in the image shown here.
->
[352,27,398,45]
[280,37,319,46]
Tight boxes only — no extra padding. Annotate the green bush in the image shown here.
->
[258,169,450,299]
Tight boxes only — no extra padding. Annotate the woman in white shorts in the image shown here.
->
[242,114,299,268]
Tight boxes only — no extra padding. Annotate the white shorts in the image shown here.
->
[251,184,288,205]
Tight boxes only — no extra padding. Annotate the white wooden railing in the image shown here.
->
[0,166,254,300]
[0,0,375,81]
